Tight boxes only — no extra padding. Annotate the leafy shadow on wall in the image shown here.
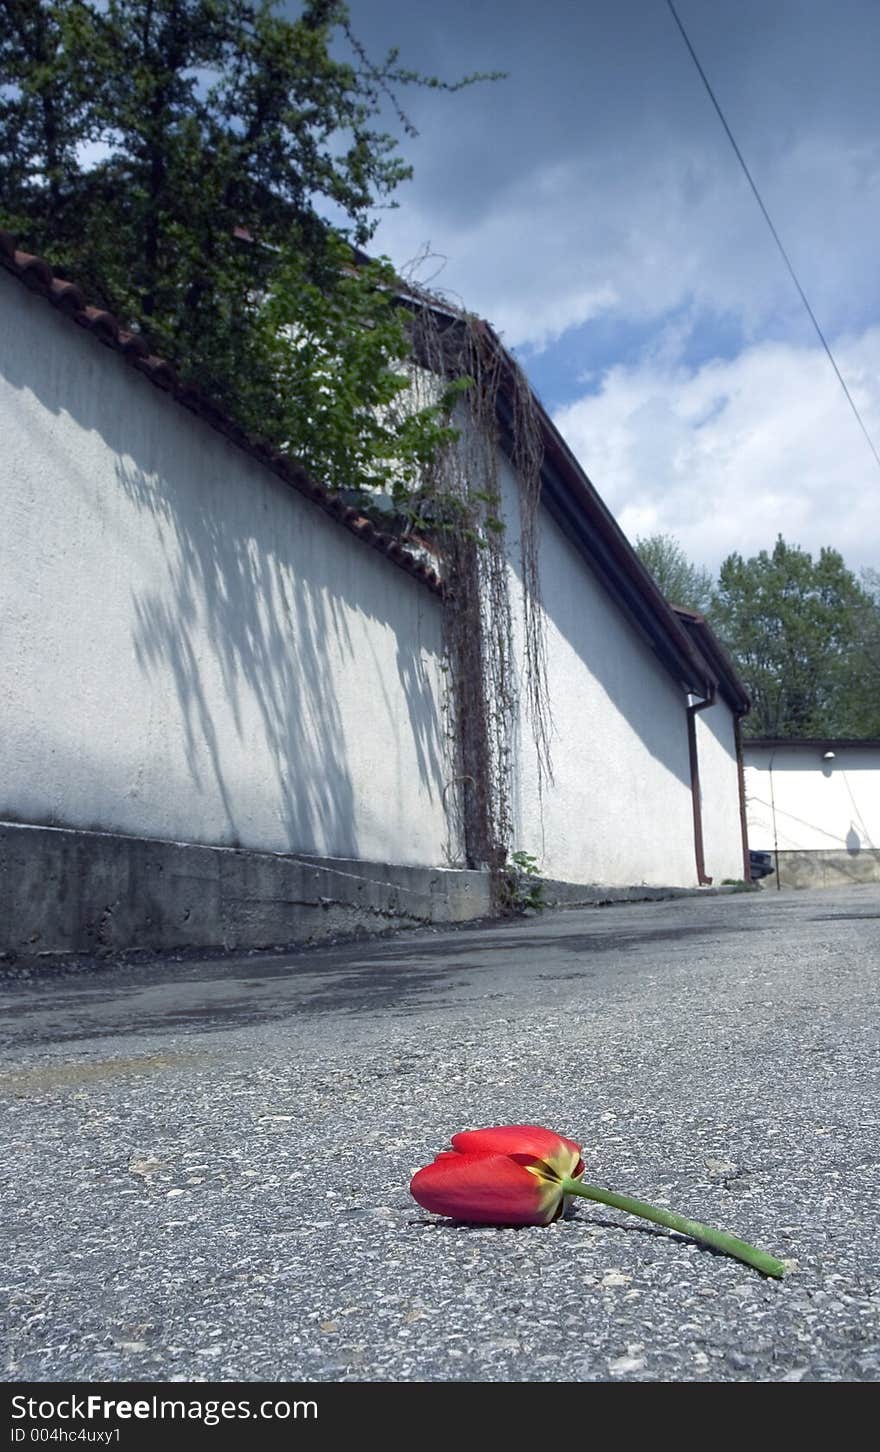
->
[2,293,446,856]
[113,447,446,856]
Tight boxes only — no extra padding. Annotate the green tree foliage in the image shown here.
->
[846,568,880,736]
[634,532,714,612]
[0,0,492,494]
[250,234,467,498]
[712,536,880,738]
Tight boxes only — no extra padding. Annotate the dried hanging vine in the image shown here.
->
[509,348,555,805]
[389,290,554,897]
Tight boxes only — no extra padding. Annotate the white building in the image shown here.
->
[744,738,880,887]
[0,231,752,959]
[498,427,750,893]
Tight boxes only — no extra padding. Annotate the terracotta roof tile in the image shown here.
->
[0,230,443,597]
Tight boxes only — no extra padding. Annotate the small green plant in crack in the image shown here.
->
[500,850,546,914]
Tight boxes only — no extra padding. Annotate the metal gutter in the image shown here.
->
[671,604,750,714]
[744,737,880,749]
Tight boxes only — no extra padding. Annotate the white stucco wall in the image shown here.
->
[695,702,747,882]
[0,273,455,866]
[500,461,699,887]
[744,745,880,854]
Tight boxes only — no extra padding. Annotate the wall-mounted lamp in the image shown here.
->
[822,750,836,762]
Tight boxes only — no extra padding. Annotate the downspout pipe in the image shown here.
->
[767,748,782,891]
[687,686,716,886]
[733,711,752,882]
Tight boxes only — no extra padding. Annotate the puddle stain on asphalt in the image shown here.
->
[0,1049,206,1094]
[0,915,761,1053]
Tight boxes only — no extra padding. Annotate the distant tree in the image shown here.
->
[845,568,880,736]
[712,536,880,737]
[634,532,714,613]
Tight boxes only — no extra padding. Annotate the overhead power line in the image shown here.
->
[665,0,880,474]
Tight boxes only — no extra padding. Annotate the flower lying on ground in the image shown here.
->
[410,1124,785,1278]
[410,1124,584,1226]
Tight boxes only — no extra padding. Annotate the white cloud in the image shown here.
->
[552,329,880,572]
[361,2,880,575]
[377,127,880,356]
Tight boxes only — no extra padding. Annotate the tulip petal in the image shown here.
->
[411,1151,561,1226]
[451,1124,583,1174]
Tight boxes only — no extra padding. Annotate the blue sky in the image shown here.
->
[323,0,880,574]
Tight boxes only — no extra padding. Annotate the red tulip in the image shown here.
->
[410,1124,586,1226]
[410,1123,787,1277]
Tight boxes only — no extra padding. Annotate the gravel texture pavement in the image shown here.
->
[1,884,879,1383]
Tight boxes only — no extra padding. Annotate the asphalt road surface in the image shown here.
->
[2,884,879,1383]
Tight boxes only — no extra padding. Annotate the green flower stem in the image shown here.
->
[561,1179,785,1279]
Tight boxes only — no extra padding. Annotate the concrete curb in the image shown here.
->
[0,819,756,969]
[540,877,757,908]
[0,821,490,965]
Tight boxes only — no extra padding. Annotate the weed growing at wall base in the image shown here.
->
[499,851,546,913]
